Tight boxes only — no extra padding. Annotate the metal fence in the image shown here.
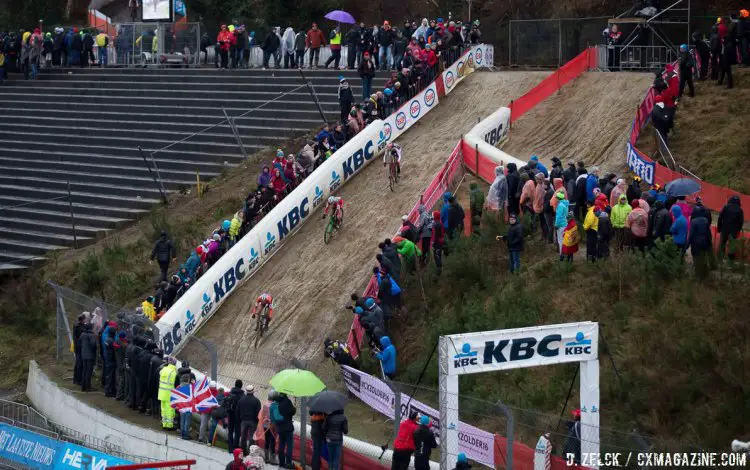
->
[597,44,675,71]
[112,22,200,66]
[508,17,611,67]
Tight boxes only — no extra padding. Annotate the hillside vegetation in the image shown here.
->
[375,204,749,452]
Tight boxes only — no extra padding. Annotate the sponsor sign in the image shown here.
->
[447,322,598,375]
[441,45,492,96]
[157,122,385,355]
[0,422,131,470]
[342,366,495,467]
[382,82,440,143]
[626,142,655,185]
[467,106,511,148]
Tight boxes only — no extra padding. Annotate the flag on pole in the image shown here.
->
[170,376,218,414]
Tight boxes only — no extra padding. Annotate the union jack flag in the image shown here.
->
[170,376,218,414]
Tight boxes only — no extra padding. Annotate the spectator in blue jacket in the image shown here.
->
[688,205,713,278]
[374,336,396,379]
[530,155,549,178]
[670,204,688,254]
[440,192,452,229]
[184,248,201,278]
[586,166,600,203]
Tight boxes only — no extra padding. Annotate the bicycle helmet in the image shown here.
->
[365,298,376,309]
[328,196,336,204]
[387,142,393,149]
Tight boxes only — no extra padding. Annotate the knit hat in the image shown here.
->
[556,191,565,200]
[631,199,640,208]
[420,415,430,426]
[457,453,468,463]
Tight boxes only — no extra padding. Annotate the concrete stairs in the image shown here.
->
[0,67,387,272]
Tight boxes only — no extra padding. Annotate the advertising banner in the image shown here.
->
[626,142,655,185]
[0,422,132,470]
[156,122,387,355]
[442,44,494,96]
[467,107,511,148]
[445,322,598,375]
[341,366,495,467]
[382,82,439,143]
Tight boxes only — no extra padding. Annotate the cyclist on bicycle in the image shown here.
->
[250,292,274,330]
[383,142,402,175]
[323,196,344,227]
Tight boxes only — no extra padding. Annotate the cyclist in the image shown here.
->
[250,292,274,331]
[383,142,402,175]
[323,196,344,228]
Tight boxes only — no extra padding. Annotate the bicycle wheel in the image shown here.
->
[324,219,335,244]
[254,314,262,348]
[389,174,395,192]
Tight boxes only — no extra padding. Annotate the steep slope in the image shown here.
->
[191,71,550,385]
[503,72,653,171]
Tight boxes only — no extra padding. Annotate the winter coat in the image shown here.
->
[396,238,421,260]
[338,82,354,104]
[151,234,175,263]
[585,174,599,203]
[669,205,688,245]
[505,163,520,202]
[652,204,671,240]
[561,219,580,256]
[583,207,599,232]
[574,174,588,205]
[505,222,524,251]
[533,179,545,214]
[431,212,445,247]
[261,31,280,52]
[236,393,262,422]
[447,202,465,233]
[229,217,241,239]
[519,179,535,212]
[79,330,98,360]
[375,336,396,375]
[358,57,375,78]
[294,32,306,51]
[597,212,613,241]
[555,199,570,228]
[305,28,326,48]
[393,418,419,451]
[413,424,438,463]
[257,167,272,187]
[688,206,713,254]
[626,181,642,203]
[610,181,627,207]
[382,244,401,276]
[281,28,295,55]
[417,205,433,238]
[184,253,201,277]
[440,192,452,229]
[276,395,296,433]
[550,178,567,210]
[718,196,744,237]
[323,410,348,443]
[611,196,632,229]
[487,166,507,210]
[626,207,649,239]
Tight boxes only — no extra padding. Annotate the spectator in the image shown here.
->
[586,166,600,203]
[96,31,108,66]
[561,212,580,262]
[294,29,306,69]
[717,17,735,89]
[271,168,287,199]
[611,194,632,251]
[237,384,262,453]
[597,207,613,259]
[306,23,326,68]
[151,231,176,282]
[358,51,376,100]
[499,213,524,273]
[324,338,359,369]
[413,415,437,470]
[78,323,97,392]
[325,25,342,69]
[689,205,714,277]
[519,172,535,226]
[677,44,694,98]
[564,409,582,464]
[431,211,445,274]
[607,24,622,69]
[244,445,265,470]
[323,409,348,470]
[104,328,117,397]
[487,165,507,212]
[72,313,88,386]
[338,77,353,123]
[454,453,472,470]
[574,167,588,220]
[469,183,485,234]
[533,173,546,238]
[226,448,247,470]
[310,410,326,470]
[274,393,296,468]
[691,30,710,80]
[261,27,280,69]
[542,180,556,244]
[626,199,649,252]
[446,196,465,239]
[226,379,245,451]
[416,205,434,266]
[377,21,395,70]
[375,336,396,379]
[158,357,177,430]
[609,178,627,207]
[345,24,359,69]
[718,195,744,260]
[583,204,599,262]
[651,96,671,145]
[391,410,418,470]
[554,192,570,254]
[217,25,232,69]
[505,163,521,216]
[281,26,295,68]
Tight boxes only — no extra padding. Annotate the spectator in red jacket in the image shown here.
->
[271,167,287,199]
[217,25,233,69]
[391,411,419,470]
[305,23,326,68]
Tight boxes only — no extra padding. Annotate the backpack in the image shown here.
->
[270,401,284,424]
[224,393,239,415]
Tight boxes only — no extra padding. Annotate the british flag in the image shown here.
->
[170,376,218,414]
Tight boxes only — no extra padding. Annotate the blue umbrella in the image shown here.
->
[665,178,701,197]
[324,10,356,24]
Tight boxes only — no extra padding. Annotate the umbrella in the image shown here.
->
[324,10,356,24]
[307,390,348,414]
[665,178,701,197]
[269,369,326,397]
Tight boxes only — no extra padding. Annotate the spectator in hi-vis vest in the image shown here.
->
[158,356,178,430]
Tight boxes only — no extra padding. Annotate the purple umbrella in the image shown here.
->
[324,10,356,24]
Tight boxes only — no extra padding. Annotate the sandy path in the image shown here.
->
[503,72,653,171]
[188,71,550,387]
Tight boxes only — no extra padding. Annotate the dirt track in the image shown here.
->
[191,71,549,384]
[503,72,653,171]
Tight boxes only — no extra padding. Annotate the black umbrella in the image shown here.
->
[307,390,348,414]
[665,178,701,197]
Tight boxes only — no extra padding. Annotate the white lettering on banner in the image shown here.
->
[447,322,598,375]
[441,45,492,96]
[341,366,495,467]
[382,82,440,143]
[626,143,655,185]
[156,122,385,355]
[467,107,511,148]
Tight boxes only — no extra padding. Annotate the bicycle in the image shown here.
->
[323,207,344,244]
[386,149,400,191]
[254,304,270,348]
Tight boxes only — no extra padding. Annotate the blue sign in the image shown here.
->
[175,0,186,16]
[0,422,132,470]
[626,142,655,185]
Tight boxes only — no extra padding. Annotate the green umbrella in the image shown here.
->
[269,369,326,397]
